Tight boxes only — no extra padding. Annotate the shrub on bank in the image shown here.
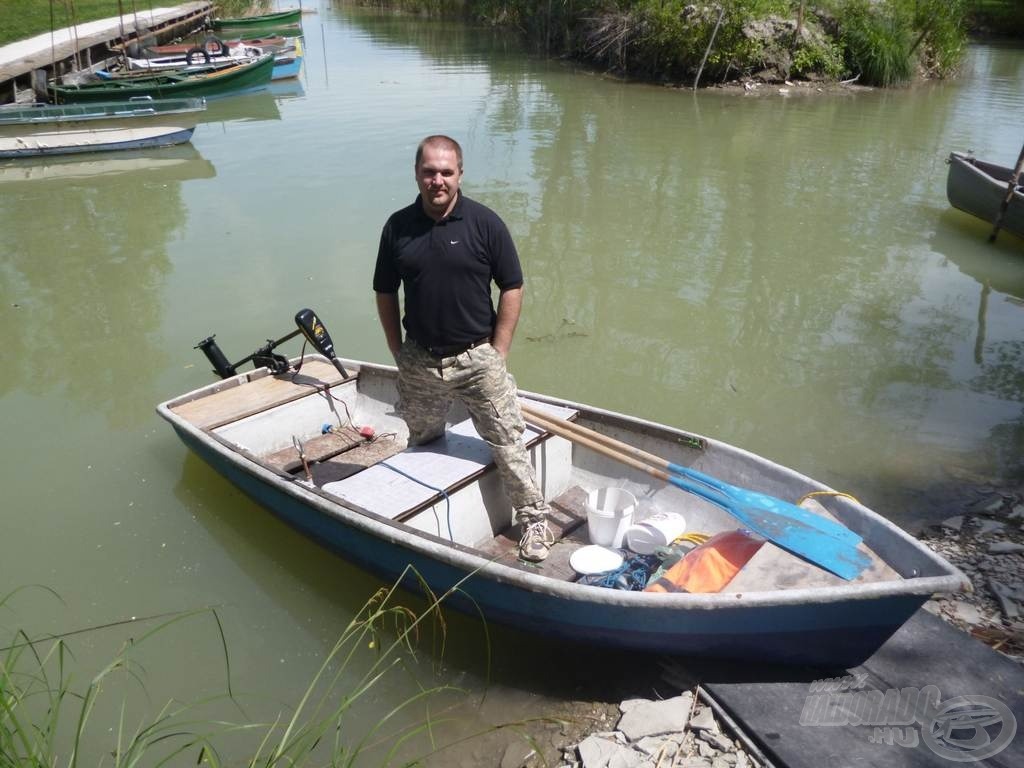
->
[376,0,969,86]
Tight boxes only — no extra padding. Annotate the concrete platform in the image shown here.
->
[0,3,212,103]
[701,609,1023,767]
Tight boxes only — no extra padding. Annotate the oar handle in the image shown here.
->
[521,402,725,491]
[521,405,669,482]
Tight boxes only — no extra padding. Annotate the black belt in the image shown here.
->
[417,337,491,358]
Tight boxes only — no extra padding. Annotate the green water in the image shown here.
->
[1,5,1022,763]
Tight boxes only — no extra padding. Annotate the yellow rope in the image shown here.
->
[795,490,862,506]
[674,532,711,545]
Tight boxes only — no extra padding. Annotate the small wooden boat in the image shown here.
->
[0,98,205,158]
[156,315,968,666]
[117,40,301,82]
[0,124,194,158]
[0,97,205,127]
[270,38,303,80]
[946,151,1024,239]
[211,9,302,31]
[50,53,275,102]
[141,36,288,57]
[122,48,265,72]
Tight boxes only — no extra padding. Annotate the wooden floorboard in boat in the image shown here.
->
[308,436,408,486]
[171,361,347,430]
[475,485,589,581]
[263,426,365,474]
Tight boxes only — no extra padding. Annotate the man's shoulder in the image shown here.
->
[387,198,422,223]
[457,195,507,226]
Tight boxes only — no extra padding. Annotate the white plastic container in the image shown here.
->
[625,510,687,554]
[585,487,637,548]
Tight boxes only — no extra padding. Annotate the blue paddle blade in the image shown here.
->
[666,463,861,547]
[666,475,871,581]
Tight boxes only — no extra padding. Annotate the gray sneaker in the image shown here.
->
[518,519,554,563]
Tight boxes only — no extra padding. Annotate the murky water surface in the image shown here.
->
[1,5,1022,762]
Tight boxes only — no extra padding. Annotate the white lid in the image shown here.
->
[625,524,662,555]
[569,545,624,575]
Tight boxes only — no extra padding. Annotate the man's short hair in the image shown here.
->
[415,135,463,170]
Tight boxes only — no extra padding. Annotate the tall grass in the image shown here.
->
[1,570,543,767]
[839,0,915,86]
[0,1,268,47]
[834,0,967,86]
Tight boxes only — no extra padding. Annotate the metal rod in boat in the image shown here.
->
[196,328,303,379]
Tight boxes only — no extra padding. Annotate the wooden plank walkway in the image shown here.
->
[0,3,212,103]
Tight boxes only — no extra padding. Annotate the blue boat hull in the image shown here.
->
[174,425,926,668]
[0,126,194,158]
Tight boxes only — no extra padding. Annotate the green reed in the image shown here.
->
[1,569,546,767]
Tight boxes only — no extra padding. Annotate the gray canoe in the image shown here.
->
[946,150,1024,238]
[156,355,968,667]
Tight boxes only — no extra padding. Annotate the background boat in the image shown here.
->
[50,54,275,102]
[211,8,302,32]
[0,124,195,158]
[0,97,206,128]
[946,151,1024,239]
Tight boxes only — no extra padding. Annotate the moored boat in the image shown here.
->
[50,53,274,102]
[270,38,303,80]
[0,97,206,128]
[155,312,968,667]
[946,151,1024,239]
[211,9,302,31]
[141,36,288,57]
[116,39,301,82]
[0,124,194,158]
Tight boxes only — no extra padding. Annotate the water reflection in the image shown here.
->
[0,144,214,427]
[0,143,214,183]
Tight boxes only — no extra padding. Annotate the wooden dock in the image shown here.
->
[0,3,213,104]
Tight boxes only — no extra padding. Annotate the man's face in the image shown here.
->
[416,144,462,219]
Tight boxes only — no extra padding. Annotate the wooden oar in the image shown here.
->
[521,404,859,547]
[520,404,870,580]
[989,141,1024,243]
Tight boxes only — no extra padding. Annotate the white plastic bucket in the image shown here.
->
[625,511,687,555]
[586,487,637,548]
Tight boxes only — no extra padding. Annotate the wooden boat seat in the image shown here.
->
[170,360,349,431]
[320,399,577,523]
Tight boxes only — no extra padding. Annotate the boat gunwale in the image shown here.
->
[156,356,971,609]
[0,98,207,126]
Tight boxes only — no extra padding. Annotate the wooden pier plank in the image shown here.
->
[0,3,212,93]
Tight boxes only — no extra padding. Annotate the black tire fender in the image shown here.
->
[203,36,229,58]
[185,46,211,66]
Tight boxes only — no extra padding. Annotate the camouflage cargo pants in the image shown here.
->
[396,339,548,521]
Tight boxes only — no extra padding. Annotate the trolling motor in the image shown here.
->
[294,308,349,378]
[196,308,349,380]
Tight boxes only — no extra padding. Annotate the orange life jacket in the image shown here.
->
[644,530,763,593]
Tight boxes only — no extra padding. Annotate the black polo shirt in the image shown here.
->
[373,193,524,348]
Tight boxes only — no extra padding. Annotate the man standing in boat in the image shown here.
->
[373,135,552,563]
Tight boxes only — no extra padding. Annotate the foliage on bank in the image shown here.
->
[374,0,972,87]
[0,1,262,47]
